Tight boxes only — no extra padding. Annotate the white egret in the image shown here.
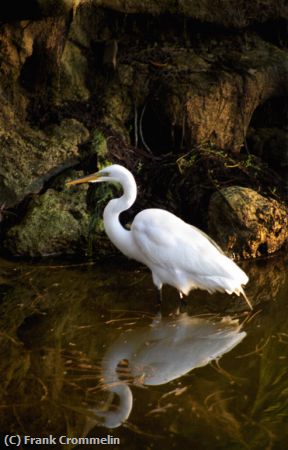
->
[67,164,252,309]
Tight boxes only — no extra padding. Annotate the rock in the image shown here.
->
[92,1,288,28]
[0,4,89,213]
[62,28,286,153]
[0,118,89,208]
[59,40,90,102]
[0,0,76,21]
[0,17,69,116]
[208,186,288,259]
[1,129,118,259]
[244,256,286,306]
[147,37,287,153]
[0,2,287,260]
[4,186,90,258]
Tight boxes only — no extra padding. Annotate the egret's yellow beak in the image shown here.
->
[66,172,104,186]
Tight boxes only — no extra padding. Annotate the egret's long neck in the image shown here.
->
[103,173,137,258]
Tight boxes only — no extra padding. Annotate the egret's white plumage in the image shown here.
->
[67,164,252,309]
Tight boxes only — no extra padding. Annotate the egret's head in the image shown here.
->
[66,164,129,186]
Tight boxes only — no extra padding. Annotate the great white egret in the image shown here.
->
[67,164,252,309]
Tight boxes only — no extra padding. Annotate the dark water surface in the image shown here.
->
[0,254,287,449]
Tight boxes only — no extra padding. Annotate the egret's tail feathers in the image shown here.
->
[238,287,253,311]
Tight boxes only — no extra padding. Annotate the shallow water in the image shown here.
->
[0,254,287,449]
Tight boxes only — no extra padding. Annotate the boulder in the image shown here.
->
[208,186,288,259]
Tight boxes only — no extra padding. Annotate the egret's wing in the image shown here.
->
[131,209,230,277]
[189,224,224,254]
[131,208,248,298]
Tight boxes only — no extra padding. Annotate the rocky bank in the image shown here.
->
[0,0,287,258]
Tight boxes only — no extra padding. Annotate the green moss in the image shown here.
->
[90,129,109,169]
[80,129,118,257]
[87,183,119,258]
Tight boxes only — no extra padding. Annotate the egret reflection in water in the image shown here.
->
[90,313,246,429]
[0,256,287,448]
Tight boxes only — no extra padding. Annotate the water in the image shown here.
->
[0,254,287,449]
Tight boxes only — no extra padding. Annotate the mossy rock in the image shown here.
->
[0,118,89,208]
[59,40,90,102]
[4,188,90,258]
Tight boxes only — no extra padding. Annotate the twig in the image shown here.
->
[139,104,153,154]
[134,102,138,148]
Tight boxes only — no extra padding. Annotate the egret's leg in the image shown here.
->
[152,274,163,306]
[157,288,163,306]
[179,291,187,306]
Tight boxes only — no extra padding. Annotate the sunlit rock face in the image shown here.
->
[208,186,288,259]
